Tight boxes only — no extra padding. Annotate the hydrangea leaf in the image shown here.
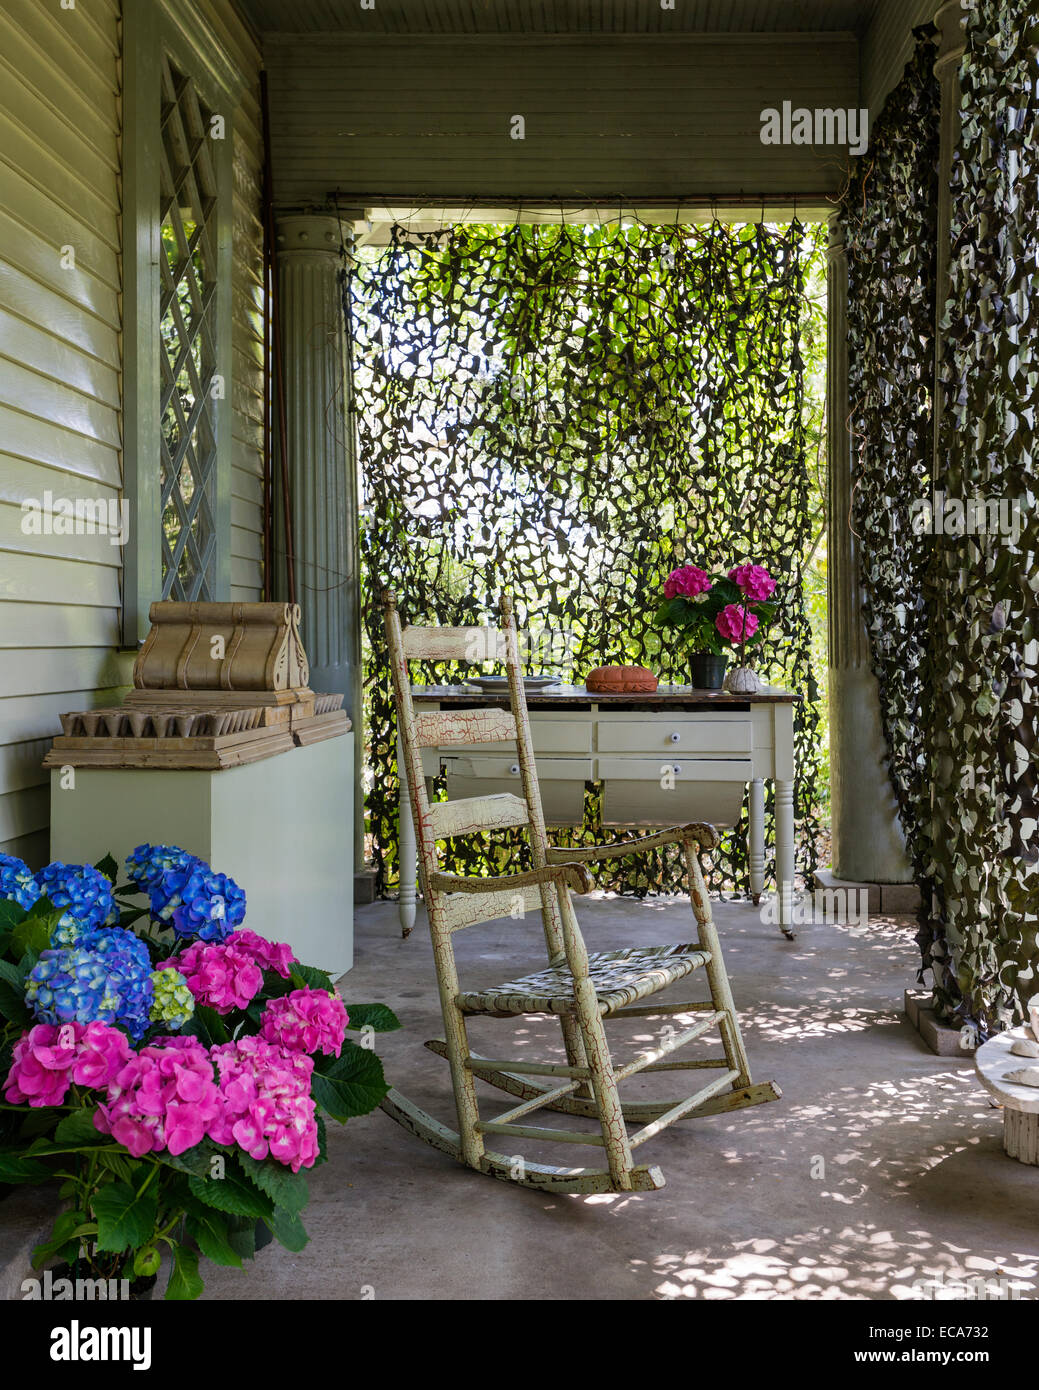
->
[165,1244,204,1300]
[54,1108,107,1146]
[186,1211,243,1268]
[289,962,335,993]
[310,1040,389,1122]
[345,1003,402,1033]
[93,854,119,884]
[92,1179,159,1254]
[266,1206,309,1254]
[237,1152,308,1216]
[187,1163,274,1220]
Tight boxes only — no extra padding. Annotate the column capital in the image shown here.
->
[276,213,352,258]
[933,0,966,77]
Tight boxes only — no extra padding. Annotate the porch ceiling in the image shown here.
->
[240,0,931,209]
[236,0,878,36]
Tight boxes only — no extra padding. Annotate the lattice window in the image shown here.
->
[158,54,218,601]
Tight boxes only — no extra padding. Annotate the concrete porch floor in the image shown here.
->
[202,896,1039,1301]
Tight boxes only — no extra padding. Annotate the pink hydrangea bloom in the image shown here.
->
[715,604,760,644]
[210,1035,319,1173]
[260,988,348,1057]
[71,1021,133,1088]
[160,940,263,1014]
[227,929,296,979]
[94,1037,220,1157]
[663,565,711,600]
[728,563,776,602]
[3,1022,131,1107]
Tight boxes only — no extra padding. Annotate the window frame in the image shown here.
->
[122,1,234,643]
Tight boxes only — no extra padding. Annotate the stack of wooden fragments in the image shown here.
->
[45,602,350,771]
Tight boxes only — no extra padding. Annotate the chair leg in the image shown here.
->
[684,840,752,1090]
[556,888,635,1189]
[427,898,486,1170]
[537,884,594,1099]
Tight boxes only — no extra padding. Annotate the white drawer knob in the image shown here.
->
[669,731,681,744]
[510,763,520,775]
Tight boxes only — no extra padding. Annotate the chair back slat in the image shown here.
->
[416,707,517,748]
[441,884,546,933]
[401,625,507,662]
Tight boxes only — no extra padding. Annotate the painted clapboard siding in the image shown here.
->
[860,0,940,117]
[0,0,266,866]
[261,33,860,205]
[224,5,266,603]
[0,0,124,867]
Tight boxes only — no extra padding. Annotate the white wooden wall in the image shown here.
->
[222,1,266,603]
[0,0,125,866]
[0,0,266,866]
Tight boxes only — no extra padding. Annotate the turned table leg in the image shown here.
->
[748,777,765,906]
[775,778,796,940]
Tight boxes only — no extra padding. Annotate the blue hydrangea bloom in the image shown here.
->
[35,862,115,946]
[0,853,42,911]
[26,928,155,1041]
[150,864,245,942]
[125,843,201,894]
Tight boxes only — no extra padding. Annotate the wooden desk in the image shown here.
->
[398,684,800,937]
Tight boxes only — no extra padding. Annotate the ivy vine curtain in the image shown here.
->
[843,5,1039,1035]
[347,218,825,899]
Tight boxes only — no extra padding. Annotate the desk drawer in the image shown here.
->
[596,718,752,756]
[530,717,592,755]
[599,757,751,828]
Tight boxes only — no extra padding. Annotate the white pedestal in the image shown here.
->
[49,736,354,978]
[975,1028,1039,1167]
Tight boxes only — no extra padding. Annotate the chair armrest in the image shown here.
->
[429,862,595,896]
[545,822,720,863]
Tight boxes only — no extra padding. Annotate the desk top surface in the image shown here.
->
[411,683,800,705]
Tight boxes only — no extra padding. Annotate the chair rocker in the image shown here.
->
[381,589,780,1194]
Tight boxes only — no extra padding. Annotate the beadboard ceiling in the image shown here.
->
[236,0,879,36]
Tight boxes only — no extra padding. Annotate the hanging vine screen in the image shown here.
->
[348,219,825,898]
[843,6,1039,1035]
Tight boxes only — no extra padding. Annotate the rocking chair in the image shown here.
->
[380,590,780,1194]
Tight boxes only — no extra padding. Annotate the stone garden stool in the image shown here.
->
[975,1028,1039,1166]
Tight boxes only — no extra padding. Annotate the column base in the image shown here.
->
[813,866,920,916]
[354,864,378,905]
[904,989,976,1057]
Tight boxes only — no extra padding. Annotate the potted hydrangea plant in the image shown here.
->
[653,562,778,690]
[0,846,398,1299]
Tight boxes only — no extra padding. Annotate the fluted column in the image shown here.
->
[826,215,913,885]
[274,214,363,860]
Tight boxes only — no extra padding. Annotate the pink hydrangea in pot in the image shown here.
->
[0,844,401,1301]
[653,561,779,690]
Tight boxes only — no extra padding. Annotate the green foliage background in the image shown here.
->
[349,218,829,899]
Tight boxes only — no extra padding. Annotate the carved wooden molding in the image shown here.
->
[133,601,310,691]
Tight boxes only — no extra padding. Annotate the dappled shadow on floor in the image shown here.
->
[199,894,1039,1300]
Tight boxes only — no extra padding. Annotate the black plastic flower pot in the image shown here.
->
[690,653,728,690]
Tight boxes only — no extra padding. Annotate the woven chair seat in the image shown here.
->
[457,942,711,1017]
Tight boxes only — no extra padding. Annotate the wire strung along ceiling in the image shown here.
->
[346,217,824,899]
[842,32,940,973]
[844,7,1038,1037]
